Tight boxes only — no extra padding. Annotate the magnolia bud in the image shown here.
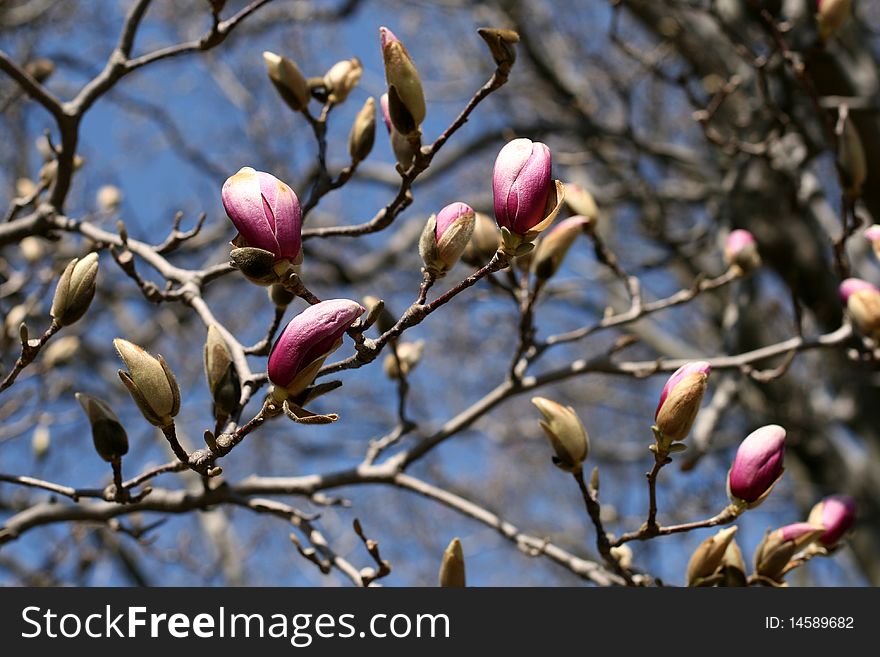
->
[719,539,748,587]
[32,423,51,460]
[114,338,181,428]
[808,494,856,547]
[96,185,122,213]
[363,295,395,335]
[268,299,365,397]
[727,424,785,508]
[348,97,376,165]
[383,340,424,379]
[724,229,761,274]
[379,93,415,168]
[323,57,362,105]
[204,325,240,419]
[864,225,880,260]
[817,0,852,43]
[686,526,738,586]
[229,247,279,286]
[610,544,632,570]
[43,335,80,368]
[461,212,501,266]
[50,253,99,327]
[654,361,711,443]
[419,202,476,277]
[531,396,589,472]
[24,58,54,83]
[754,523,824,581]
[838,113,866,197]
[76,392,130,462]
[531,215,591,281]
[477,27,519,74]
[439,537,466,587]
[563,183,599,221]
[223,167,303,270]
[839,278,880,339]
[380,27,425,134]
[263,51,311,112]
[20,236,45,263]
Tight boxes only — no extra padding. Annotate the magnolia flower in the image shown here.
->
[808,494,857,547]
[419,202,476,277]
[727,424,785,507]
[654,361,711,442]
[493,138,553,236]
[268,299,365,397]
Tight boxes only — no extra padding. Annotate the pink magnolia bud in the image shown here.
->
[724,229,761,274]
[654,361,711,442]
[380,27,425,134]
[493,138,553,236]
[839,278,880,338]
[754,522,824,581]
[268,299,365,397]
[808,494,856,547]
[222,167,302,263]
[727,424,785,506]
[419,202,476,277]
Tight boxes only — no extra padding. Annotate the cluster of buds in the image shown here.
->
[724,229,761,275]
[727,424,786,509]
[438,537,466,587]
[653,361,711,452]
[531,215,592,281]
[222,167,303,285]
[531,397,590,473]
[114,339,181,428]
[419,202,476,278]
[380,27,425,139]
[493,138,565,256]
[50,253,99,327]
[268,299,365,416]
[753,522,825,582]
[816,0,852,43]
[839,278,880,339]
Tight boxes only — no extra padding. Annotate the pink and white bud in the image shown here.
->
[222,167,302,264]
[493,138,553,236]
[754,522,825,581]
[817,0,852,43]
[727,424,785,507]
[808,494,856,547]
[724,229,761,274]
[268,299,365,397]
[419,202,476,278]
[839,278,880,338]
[654,361,711,443]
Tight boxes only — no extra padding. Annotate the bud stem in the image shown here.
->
[110,457,129,503]
[0,320,61,394]
[611,503,742,547]
[160,422,191,466]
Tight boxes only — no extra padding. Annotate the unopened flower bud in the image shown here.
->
[380,27,425,134]
[493,139,564,254]
[43,335,80,368]
[686,526,738,586]
[727,424,785,508]
[532,396,589,472]
[114,338,181,427]
[76,392,129,462]
[204,325,240,419]
[419,202,476,277]
[263,51,311,112]
[817,0,852,43]
[654,361,711,443]
[348,97,376,165]
[20,236,45,263]
[96,185,122,213]
[439,537,466,587]
[383,340,424,379]
[363,295,395,335]
[563,183,599,221]
[839,278,880,339]
[864,225,880,260]
[531,215,591,280]
[462,212,501,266]
[32,423,51,460]
[379,93,415,168]
[50,252,99,327]
[838,113,866,197]
[754,522,824,581]
[719,539,747,587]
[808,494,856,547]
[610,544,632,570]
[477,27,519,74]
[724,229,761,274]
[24,58,54,83]
[229,247,279,286]
[268,299,365,397]
[223,167,303,274]
[323,57,362,105]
